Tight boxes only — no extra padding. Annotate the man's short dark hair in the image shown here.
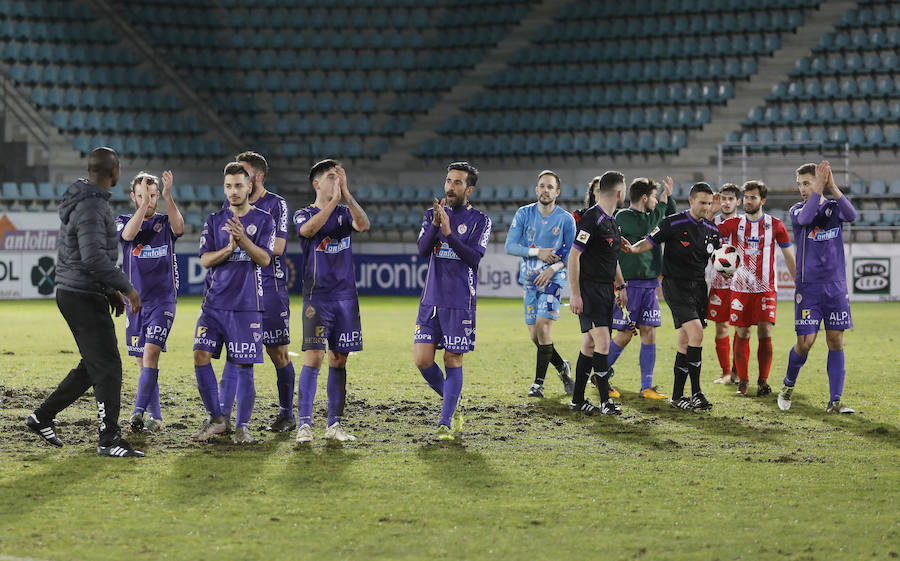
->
[309,158,341,185]
[690,182,714,198]
[629,177,659,202]
[742,180,767,200]
[796,163,816,176]
[448,161,478,187]
[224,161,249,178]
[129,171,158,193]
[235,151,268,176]
[719,183,741,198]
[87,146,119,178]
[537,170,560,189]
[585,170,626,207]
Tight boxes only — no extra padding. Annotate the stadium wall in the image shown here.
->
[1,212,896,302]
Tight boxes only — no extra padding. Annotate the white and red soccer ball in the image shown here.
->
[713,244,741,275]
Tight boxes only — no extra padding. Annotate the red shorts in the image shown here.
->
[707,287,731,322]
[729,290,777,327]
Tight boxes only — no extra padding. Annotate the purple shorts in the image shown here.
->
[125,301,175,357]
[794,281,853,335]
[194,308,264,364]
[262,285,290,347]
[301,298,363,354]
[612,279,662,331]
[414,304,476,354]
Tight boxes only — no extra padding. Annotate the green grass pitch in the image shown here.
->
[0,296,897,561]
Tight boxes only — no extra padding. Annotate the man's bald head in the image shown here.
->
[87,147,120,187]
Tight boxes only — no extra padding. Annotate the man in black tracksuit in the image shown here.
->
[25,147,145,457]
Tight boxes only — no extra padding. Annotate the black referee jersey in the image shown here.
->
[572,204,621,284]
[647,210,721,280]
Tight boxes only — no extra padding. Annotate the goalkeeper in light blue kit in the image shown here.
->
[505,170,576,398]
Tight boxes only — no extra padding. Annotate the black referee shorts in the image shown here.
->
[662,277,709,329]
[578,281,614,334]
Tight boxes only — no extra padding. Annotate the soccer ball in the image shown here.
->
[712,244,741,275]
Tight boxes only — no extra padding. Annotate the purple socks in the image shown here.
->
[327,367,346,427]
[783,347,808,387]
[219,362,239,419]
[276,362,296,418]
[827,350,845,402]
[419,362,445,397]
[439,366,462,427]
[639,343,656,391]
[234,365,255,428]
[133,366,158,416]
[297,365,320,426]
[607,340,624,367]
[194,363,221,418]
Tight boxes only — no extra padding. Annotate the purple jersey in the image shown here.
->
[199,207,275,312]
[294,204,358,301]
[116,213,180,304]
[789,193,857,284]
[417,203,491,311]
[252,190,291,292]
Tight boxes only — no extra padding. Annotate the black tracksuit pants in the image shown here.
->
[35,288,123,446]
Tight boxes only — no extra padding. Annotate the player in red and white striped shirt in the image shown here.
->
[717,181,796,396]
[707,184,741,384]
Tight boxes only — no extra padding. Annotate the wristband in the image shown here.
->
[550,262,564,272]
[616,284,627,291]
[528,247,539,257]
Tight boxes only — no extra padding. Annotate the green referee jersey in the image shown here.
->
[614,196,677,280]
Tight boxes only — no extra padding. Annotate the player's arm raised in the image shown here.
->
[417,203,441,257]
[161,170,185,236]
[120,182,152,241]
[826,165,858,223]
[298,178,341,238]
[339,166,370,233]
[795,161,831,226]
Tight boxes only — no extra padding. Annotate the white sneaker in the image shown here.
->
[324,422,356,442]
[232,425,256,444]
[192,416,226,441]
[777,385,793,411]
[826,400,854,414]
[295,423,313,443]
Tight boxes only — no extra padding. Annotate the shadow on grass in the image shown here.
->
[761,396,900,448]
[0,451,124,526]
[416,441,502,493]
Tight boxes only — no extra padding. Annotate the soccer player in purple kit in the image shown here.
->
[218,151,298,434]
[414,162,492,440]
[293,159,370,443]
[777,161,856,414]
[192,162,275,444]
[116,170,183,433]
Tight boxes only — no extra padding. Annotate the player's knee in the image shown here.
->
[443,352,463,368]
[328,351,348,369]
[193,350,211,365]
[825,331,843,350]
[266,345,289,368]
[303,350,325,369]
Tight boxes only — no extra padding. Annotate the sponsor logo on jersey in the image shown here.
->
[480,218,492,248]
[226,341,257,357]
[228,248,251,262]
[197,326,207,337]
[829,311,850,323]
[131,336,139,347]
[338,331,362,344]
[807,226,840,241]
[576,230,590,243]
[442,335,471,349]
[145,325,168,340]
[315,325,325,337]
[681,240,690,247]
[731,298,744,311]
[801,309,811,319]
[434,242,460,260]
[132,244,168,258]
[316,236,351,254]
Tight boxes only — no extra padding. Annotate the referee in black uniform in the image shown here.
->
[623,182,722,410]
[567,171,628,415]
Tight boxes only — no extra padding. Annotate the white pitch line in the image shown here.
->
[0,555,53,561]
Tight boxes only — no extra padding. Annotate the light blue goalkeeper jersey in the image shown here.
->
[505,203,576,289]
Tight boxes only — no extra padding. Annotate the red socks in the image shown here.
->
[757,337,773,382]
[715,336,730,376]
[734,336,751,382]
